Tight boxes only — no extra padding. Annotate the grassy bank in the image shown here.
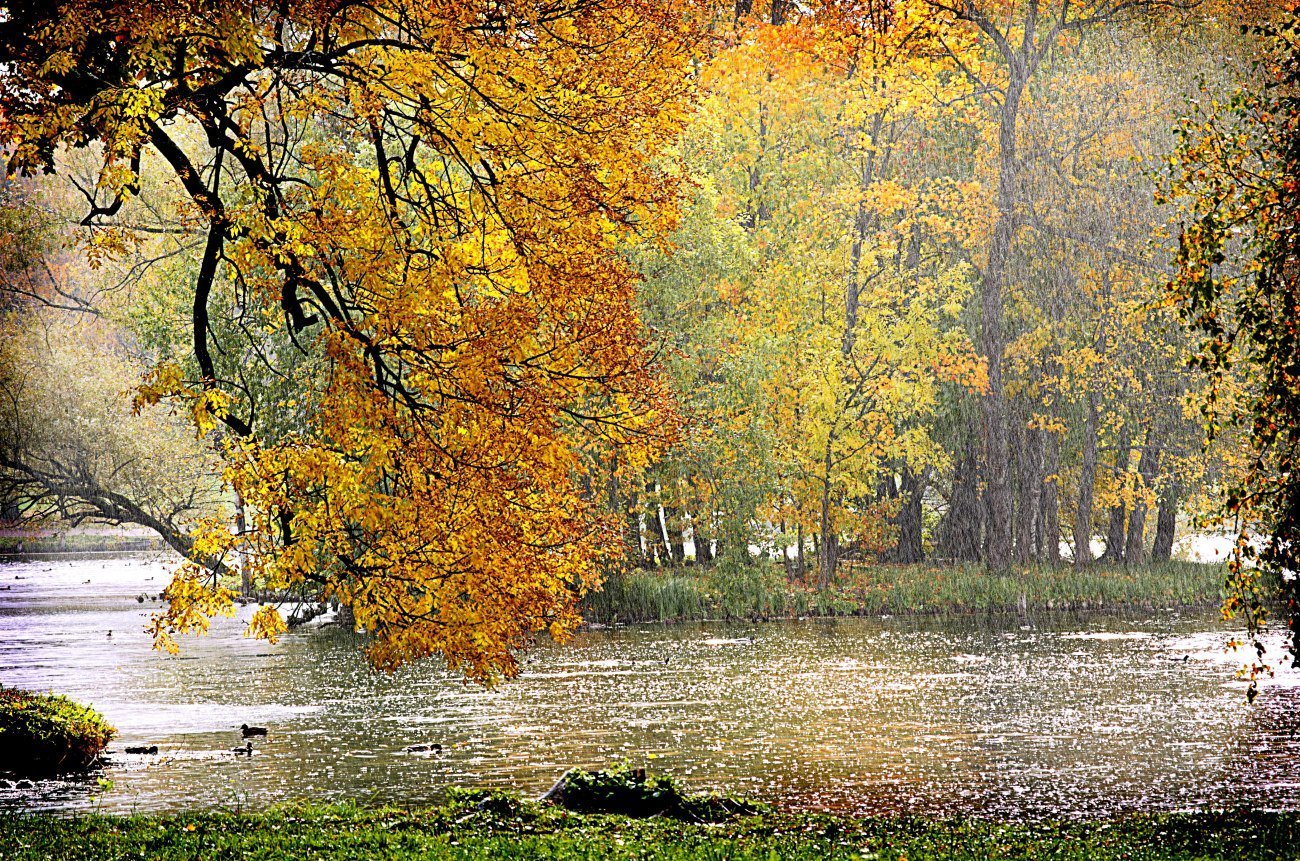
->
[3,799,1297,860]
[582,560,1239,625]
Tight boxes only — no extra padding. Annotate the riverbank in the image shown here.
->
[3,799,1296,860]
[582,560,1241,624]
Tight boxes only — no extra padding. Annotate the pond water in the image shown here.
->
[2,555,1299,819]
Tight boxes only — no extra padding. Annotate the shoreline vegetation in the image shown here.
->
[581,560,1253,626]
[3,796,1296,860]
[0,688,115,777]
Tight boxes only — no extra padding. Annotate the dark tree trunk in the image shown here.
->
[1101,427,1132,563]
[694,512,715,566]
[235,492,251,595]
[1041,430,1062,566]
[979,66,1028,573]
[1074,393,1100,566]
[1125,439,1161,564]
[1014,421,1043,564]
[817,528,838,590]
[817,444,838,589]
[664,505,686,565]
[795,520,806,583]
[1151,482,1180,563]
[941,442,983,562]
[894,467,926,564]
[644,481,663,566]
[781,520,796,582]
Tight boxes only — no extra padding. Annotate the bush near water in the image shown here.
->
[0,687,115,776]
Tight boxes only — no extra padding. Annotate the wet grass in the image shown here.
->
[582,560,1240,624]
[2,800,1297,860]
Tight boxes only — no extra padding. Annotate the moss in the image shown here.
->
[0,687,116,776]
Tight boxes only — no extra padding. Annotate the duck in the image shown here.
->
[124,745,159,755]
[232,741,254,755]
[405,743,443,753]
[240,724,268,737]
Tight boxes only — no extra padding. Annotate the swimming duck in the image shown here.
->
[240,724,268,737]
[232,741,254,755]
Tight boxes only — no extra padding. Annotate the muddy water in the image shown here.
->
[1,555,1298,818]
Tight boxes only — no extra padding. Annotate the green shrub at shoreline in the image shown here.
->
[0,688,115,776]
[2,798,1296,860]
[583,560,1243,625]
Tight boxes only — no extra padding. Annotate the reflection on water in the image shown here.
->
[1,556,1298,818]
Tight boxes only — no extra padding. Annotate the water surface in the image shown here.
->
[2,556,1298,818]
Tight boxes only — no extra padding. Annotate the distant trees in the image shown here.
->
[619,0,1257,584]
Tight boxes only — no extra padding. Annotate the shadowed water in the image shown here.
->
[1,555,1298,818]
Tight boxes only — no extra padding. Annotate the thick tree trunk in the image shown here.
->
[894,467,926,564]
[1041,430,1062,566]
[941,441,983,562]
[1125,439,1161,564]
[1151,482,1180,563]
[1101,427,1132,563]
[694,511,715,566]
[1014,422,1043,564]
[1074,394,1100,566]
[818,529,838,590]
[979,69,1027,573]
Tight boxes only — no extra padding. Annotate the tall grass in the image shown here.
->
[582,559,1238,625]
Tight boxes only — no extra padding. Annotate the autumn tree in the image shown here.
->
[631,5,985,587]
[0,0,702,681]
[1167,10,1300,670]
[915,0,1219,570]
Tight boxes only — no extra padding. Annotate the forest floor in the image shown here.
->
[4,800,1297,860]
[581,560,1241,625]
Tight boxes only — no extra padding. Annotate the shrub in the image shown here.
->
[0,687,116,776]
[546,762,767,821]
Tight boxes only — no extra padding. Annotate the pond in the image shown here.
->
[1,555,1298,819]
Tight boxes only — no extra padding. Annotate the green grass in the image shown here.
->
[2,800,1297,860]
[583,560,1239,624]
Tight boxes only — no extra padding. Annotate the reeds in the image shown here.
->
[582,559,1241,625]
